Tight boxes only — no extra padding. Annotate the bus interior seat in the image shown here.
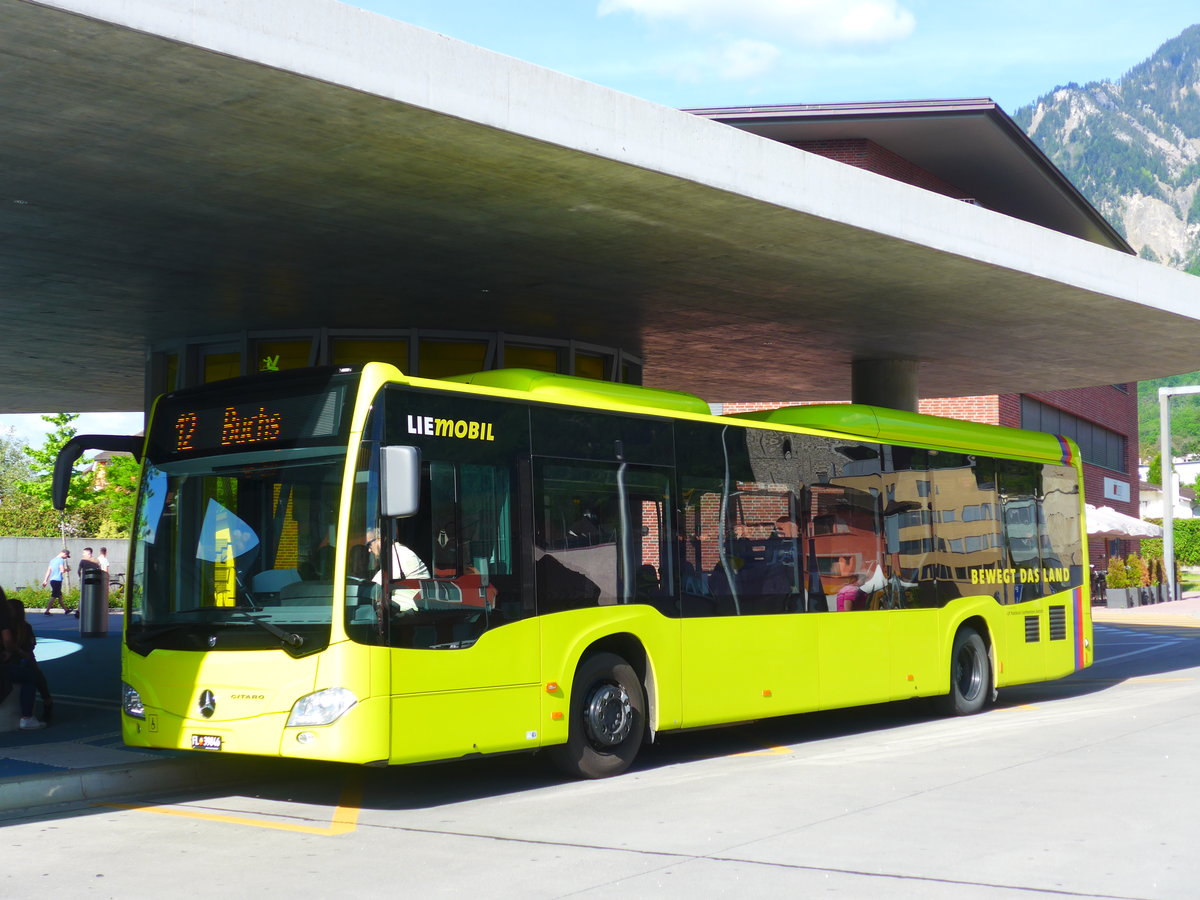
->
[252,569,301,594]
[351,603,377,625]
[278,580,334,605]
[346,579,376,605]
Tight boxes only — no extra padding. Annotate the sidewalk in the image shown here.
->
[1091,590,1200,627]
[0,611,277,817]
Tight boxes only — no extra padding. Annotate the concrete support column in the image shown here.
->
[851,358,918,412]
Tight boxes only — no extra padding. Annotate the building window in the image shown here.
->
[331,338,410,372]
[575,352,609,380]
[163,353,179,393]
[503,344,560,373]
[1021,397,1126,472]
[418,339,489,379]
[156,330,642,391]
[202,350,240,383]
[255,339,313,373]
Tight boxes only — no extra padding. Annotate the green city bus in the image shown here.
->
[85,362,1092,778]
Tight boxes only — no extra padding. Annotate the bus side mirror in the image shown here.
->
[53,433,144,510]
[380,445,421,517]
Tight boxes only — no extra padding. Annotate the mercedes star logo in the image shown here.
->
[198,690,216,718]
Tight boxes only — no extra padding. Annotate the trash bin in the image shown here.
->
[79,567,108,637]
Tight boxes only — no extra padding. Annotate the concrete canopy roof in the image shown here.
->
[4,0,1200,414]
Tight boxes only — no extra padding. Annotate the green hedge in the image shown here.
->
[11,581,124,611]
[1142,518,1200,566]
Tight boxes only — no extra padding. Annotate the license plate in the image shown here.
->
[191,734,223,751]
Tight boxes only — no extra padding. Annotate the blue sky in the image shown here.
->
[351,0,1199,115]
[0,412,144,450]
[6,2,1196,447]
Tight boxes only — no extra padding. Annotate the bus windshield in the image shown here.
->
[127,447,346,654]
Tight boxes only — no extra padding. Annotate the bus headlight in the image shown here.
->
[122,682,145,719]
[286,687,357,727]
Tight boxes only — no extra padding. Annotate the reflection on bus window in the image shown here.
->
[534,461,673,616]
[128,449,344,652]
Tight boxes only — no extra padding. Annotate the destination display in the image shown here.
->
[150,377,352,459]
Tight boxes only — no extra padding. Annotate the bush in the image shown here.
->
[12,581,123,610]
[1132,554,1150,587]
[1143,519,1200,566]
[1107,555,1130,589]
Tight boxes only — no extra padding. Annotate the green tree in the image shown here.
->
[94,454,141,538]
[0,433,32,500]
[0,488,90,537]
[1148,453,1162,486]
[11,413,101,537]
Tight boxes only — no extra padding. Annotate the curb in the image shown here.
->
[0,754,287,818]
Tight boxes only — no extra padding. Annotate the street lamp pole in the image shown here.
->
[1158,385,1200,603]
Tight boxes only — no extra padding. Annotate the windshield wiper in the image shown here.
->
[137,605,303,650]
[227,608,304,648]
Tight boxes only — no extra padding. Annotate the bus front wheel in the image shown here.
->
[935,628,990,716]
[550,652,645,779]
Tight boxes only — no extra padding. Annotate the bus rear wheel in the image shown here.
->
[935,628,990,716]
[550,652,645,779]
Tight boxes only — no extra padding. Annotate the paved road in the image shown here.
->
[4,616,1200,899]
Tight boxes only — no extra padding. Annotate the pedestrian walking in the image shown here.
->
[41,549,71,615]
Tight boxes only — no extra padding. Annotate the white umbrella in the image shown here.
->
[1085,504,1163,539]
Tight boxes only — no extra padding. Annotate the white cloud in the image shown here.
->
[720,39,782,79]
[598,0,916,46]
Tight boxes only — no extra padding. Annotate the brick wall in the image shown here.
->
[791,139,973,201]
[918,395,999,424]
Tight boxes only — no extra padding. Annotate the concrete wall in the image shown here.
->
[0,538,128,590]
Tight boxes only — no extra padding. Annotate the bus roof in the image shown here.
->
[207,365,1075,466]
[441,368,713,417]
[729,404,1074,463]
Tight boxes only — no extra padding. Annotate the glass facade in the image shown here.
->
[256,339,313,373]
[1021,396,1125,472]
[150,331,641,404]
[331,338,409,372]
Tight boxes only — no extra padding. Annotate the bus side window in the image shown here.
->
[928,453,1003,604]
[533,460,674,615]
[385,462,523,649]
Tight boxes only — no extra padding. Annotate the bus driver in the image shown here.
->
[370,534,430,612]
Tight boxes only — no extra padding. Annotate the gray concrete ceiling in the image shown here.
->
[4,0,1200,414]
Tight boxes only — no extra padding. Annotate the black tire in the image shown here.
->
[549,652,645,779]
[935,628,990,716]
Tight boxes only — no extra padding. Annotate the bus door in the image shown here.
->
[676,424,820,726]
[378,457,539,763]
[997,458,1058,681]
[356,391,540,764]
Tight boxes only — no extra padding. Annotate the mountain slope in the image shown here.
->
[1014,25,1200,457]
[1013,24,1200,273]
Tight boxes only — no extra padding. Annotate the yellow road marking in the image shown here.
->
[734,745,793,757]
[103,773,362,835]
